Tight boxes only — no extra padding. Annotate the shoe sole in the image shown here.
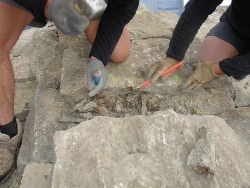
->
[0,119,23,184]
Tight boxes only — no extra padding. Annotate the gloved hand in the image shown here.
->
[76,0,107,21]
[47,0,89,35]
[179,61,218,92]
[86,58,107,97]
[146,57,178,83]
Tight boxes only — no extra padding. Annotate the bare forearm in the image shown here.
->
[44,0,50,18]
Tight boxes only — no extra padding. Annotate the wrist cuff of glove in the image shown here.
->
[211,62,219,77]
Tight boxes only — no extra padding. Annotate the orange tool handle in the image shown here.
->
[138,61,184,88]
[160,61,184,76]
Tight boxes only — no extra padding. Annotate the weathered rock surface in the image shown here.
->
[187,127,216,175]
[52,110,250,188]
[1,3,249,188]
[20,163,52,188]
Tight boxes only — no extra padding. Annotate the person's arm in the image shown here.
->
[16,0,47,20]
[86,0,138,97]
[179,53,250,92]
[89,0,139,65]
[166,0,223,61]
[17,0,91,35]
[219,52,250,77]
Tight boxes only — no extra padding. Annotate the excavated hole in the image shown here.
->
[59,91,197,129]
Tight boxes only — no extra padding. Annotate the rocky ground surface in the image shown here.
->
[1,4,250,188]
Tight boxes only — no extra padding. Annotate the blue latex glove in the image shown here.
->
[86,58,107,97]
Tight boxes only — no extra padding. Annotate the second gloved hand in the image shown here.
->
[179,61,218,92]
[86,58,107,97]
[48,0,89,35]
[146,57,178,83]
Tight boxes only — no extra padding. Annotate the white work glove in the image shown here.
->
[86,58,107,97]
[47,0,89,35]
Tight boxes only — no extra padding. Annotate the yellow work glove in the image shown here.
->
[179,61,218,92]
[146,57,178,83]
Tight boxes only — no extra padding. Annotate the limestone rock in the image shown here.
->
[52,110,250,188]
[229,76,250,107]
[14,3,242,176]
[2,3,248,188]
[20,163,52,188]
[187,127,216,175]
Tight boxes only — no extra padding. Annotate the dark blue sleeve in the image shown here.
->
[17,0,47,20]
[219,52,250,77]
[89,0,139,65]
[166,0,223,61]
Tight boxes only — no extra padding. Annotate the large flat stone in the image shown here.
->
[7,4,248,188]
[20,163,52,188]
[52,110,250,188]
[229,76,250,107]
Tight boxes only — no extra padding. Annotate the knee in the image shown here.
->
[0,49,10,64]
[110,47,131,64]
[110,49,131,63]
[0,39,16,63]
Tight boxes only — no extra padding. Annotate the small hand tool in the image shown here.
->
[92,69,101,85]
[135,61,184,89]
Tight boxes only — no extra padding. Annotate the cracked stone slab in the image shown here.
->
[52,110,250,188]
[20,163,52,188]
